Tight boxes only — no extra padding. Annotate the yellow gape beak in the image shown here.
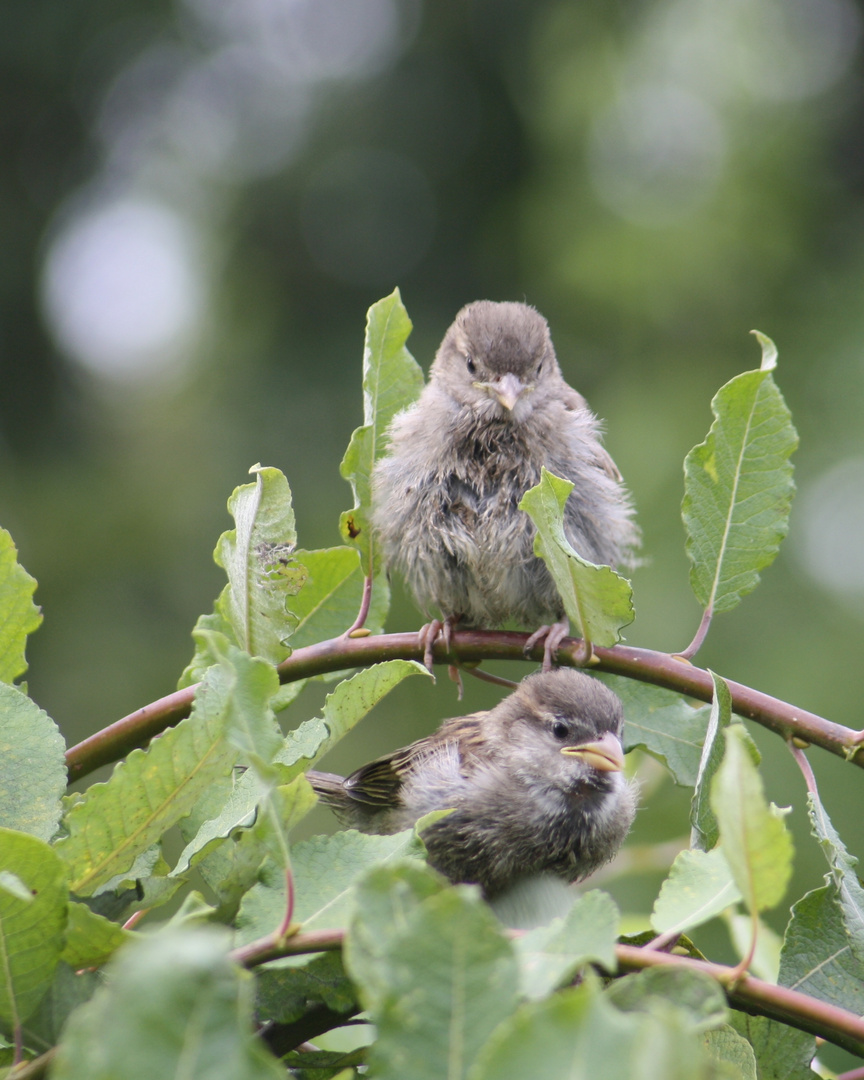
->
[560,730,625,772]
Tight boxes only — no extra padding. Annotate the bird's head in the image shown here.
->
[431,300,562,422]
[489,668,628,796]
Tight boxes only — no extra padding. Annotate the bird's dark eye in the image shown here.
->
[552,720,569,741]
[466,354,476,375]
[536,362,543,375]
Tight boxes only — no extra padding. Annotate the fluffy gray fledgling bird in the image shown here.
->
[307,668,637,898]
[373,300,639,667]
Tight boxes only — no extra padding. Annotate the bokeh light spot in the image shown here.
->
[41,198,205,381]
[795,458,864,605]
[588,84,725,227]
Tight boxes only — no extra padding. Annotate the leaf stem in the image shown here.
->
[677,606,713,661]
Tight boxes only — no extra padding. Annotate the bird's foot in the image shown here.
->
[417,616,460,673]
[524,619,571,672]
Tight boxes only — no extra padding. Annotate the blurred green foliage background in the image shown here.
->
[4,0,864,991]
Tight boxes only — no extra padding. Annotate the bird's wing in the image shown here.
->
[342,710,489,808]
[560,385,623,481]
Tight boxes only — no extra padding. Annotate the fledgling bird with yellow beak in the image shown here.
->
[307,669,637,898]
[372,300,639,669]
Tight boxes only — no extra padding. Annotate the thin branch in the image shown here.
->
[228,925,864,1058]
[65,630,864,784]
[615,943,864,1057]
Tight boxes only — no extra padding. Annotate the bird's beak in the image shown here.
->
[490,372,526,411]
[560,730,625,772]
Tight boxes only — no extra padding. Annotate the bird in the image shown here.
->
[307,668,637,898]
[372,300,639,670]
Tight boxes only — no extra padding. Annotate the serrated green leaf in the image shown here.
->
[515,890,619,1001]
[469,980,719,1080]
[0,829,67,1027]
[50,928,283,1080]
[710,725,793,914]
[606,967,728,1032]
[803,786,864,960]
[0,684,65,842]
[291,659,432,771]
[690,672,733,850]
[729,1012,815,1080]
[55,658,242,896]
[682,345,798,616]
[253,776,317,871]
[602,675,711,787]
[703,1026,757,1079]
[60,902,132,969]
[235,829,425,949]
[778,884,864,1014]
[199,632,282,777]
[216,465,308,660]
[174,661,430,877]
[339,289,424,576]
[519,469,634,647]
[651,847,742,937]
[348,884,519,1080]
[0,528,42,685]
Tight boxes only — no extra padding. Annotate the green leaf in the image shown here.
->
[514,890,619,1001]
[690,672,734,851]
[728,1013,815,1080]
[216,465,308,660]
[22,962,101,1052]
[196,632,283,776]
[235,829,425,948]
[469,980,720,1080]
[289,546,390,647]
[519,469,634,647]
[710,725,793,914]
[287,659,432,772]
[347,884,519,1080]
[651,847,742,937]
[803,785,864,960]
[55,657,242,896]
[778,884,864,1014]
[682,339,798,616]
[339,288,424,576]
[50,928,283,1080]
[605,967,728,1031]
[175,661,430,876]
[0,683,66,842]
[0,829,68,1027]
[602,675,711,787]
[256,951,356,1024]
[344,862,448,1013]
[60,902,132,969]
[0,527,42,684]
[702,1026,757,1080]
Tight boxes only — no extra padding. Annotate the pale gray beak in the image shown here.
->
[489,372,526,411]
[560,730,625,773]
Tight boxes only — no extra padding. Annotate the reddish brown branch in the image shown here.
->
[229,925,864,1057]
[65,630,864,784]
